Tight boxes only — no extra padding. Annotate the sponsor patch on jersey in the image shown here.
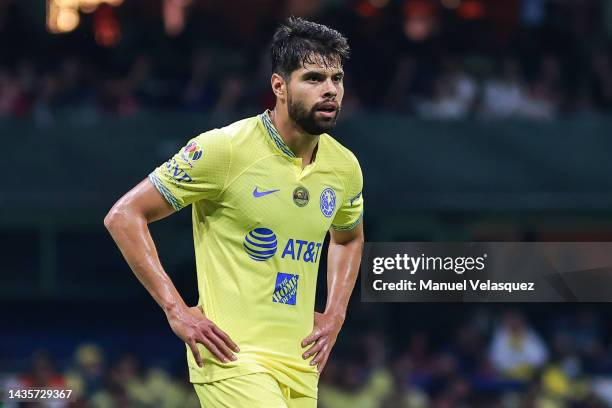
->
[320,188,336,218]
[181,141,203,162]
[293,186,310,207]
[281,239,322,263]
[243,227,277,261]
[272,272,299,305]
[164,158,193,183]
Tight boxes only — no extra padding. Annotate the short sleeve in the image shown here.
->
[148,130,231,211]
[331,158,364,231]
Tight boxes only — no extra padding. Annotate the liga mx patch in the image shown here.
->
[272,273,299,305]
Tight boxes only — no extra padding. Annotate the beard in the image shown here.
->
[287,92,341,136]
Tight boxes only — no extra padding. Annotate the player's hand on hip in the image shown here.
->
[301,311,343,374]
[166,305,240,367]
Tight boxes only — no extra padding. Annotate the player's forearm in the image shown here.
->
[324,235,364,321]
[104,208,187,314]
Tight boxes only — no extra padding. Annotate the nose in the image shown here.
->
[322,78,338,99]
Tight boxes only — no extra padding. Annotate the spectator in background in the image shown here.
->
[319,332,394,408]
[90,354,199,408]
[0,68,22,117]
[415,57,476,120]
[139,366,200,408]
[250,49,276,112]
[552,309,605,373]
[126,54,162,109]
[589,51,612,112]
[444,323,486,376]
[384,54,417,113]
[489,311,548,381]
[33,73,60,126]
[440,57,478,114]
[571,79,598,117]
[99,76,139,116]
[181,51,219,112]
[519,54,561,120]
[14,60,36,116]
[65,343,105,401]
[318,358,382,408]
[90,353,145,407]
[428,377,471,408]
[212,73,247,119]
[55,57,90,108]
[17,350,69,407]
[404,331,434,387]
[479,56,527,119]
[416,76,465,119]
[380,355,428,408]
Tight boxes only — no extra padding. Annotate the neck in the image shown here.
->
[270,106,319,164]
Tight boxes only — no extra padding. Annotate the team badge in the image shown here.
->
[272,272,299,305]
[293,187,310,207]
[181,141,203,162]
[320,188,336,218]
[243,227,277,261]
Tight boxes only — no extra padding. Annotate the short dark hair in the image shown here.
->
[270,17,350,79]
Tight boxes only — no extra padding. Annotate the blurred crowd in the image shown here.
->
[0,52,277,124]
[318,309,612,408]
[384,51,612,120]
[2,49,612,124]
[2,1,612,124]
[3,308,612,408]
[2,344,200,408]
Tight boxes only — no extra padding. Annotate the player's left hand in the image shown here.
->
[301,311,344,374]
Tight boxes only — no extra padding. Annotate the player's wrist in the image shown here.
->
[162,299,187,318]
[324,309,346,325]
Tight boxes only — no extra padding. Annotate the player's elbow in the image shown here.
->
[104,200,134,233]
[104,207,121,232]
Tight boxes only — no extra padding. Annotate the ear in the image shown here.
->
[271,73,286,100]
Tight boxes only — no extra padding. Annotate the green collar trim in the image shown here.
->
[260,110,296,158]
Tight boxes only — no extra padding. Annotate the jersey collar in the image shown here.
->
[260,110,297,158]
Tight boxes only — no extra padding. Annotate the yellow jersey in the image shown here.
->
[148,110,363,398]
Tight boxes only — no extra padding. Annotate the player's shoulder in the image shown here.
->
[193,115,259,142]
[219,115,261,139]
[321,133,361,178]
[322,133,359,164]
[191,116,263,158]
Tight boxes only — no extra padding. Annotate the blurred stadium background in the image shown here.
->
[3,0,612,407]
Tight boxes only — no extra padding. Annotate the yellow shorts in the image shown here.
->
[193,372,317,408]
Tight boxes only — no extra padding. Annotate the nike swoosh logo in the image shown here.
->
[253,187,280,198]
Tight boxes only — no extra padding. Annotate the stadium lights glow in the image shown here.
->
[163,0,193,36]
[441,0,461,9]
[46,0,124,33]
[57,8,80,32]
[369,0,390,8]
[56,0,79,8]
[79,0,102,13]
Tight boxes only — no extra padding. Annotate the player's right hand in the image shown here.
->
[166,304,240,367]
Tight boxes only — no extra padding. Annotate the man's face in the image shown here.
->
[285,56,344,135]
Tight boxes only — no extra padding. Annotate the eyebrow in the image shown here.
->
[301,70,344,78]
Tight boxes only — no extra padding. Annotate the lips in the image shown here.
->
[316,102,338,114]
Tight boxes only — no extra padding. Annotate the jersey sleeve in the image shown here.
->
[331,158,364,231]
[148,129,231,211]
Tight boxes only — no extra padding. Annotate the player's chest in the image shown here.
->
[223,160,344,237]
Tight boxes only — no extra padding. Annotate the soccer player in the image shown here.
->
[104,17,364,408]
